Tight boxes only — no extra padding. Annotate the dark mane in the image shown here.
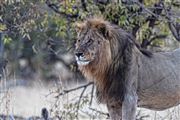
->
[120,28,153,58]
[107,23,153,58]
[76,18,153,104]
[97,26,152,103]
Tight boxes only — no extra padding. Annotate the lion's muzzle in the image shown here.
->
[75,52,90,66]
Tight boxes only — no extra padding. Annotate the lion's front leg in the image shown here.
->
[107,103,122,120]
[122,89,138,120]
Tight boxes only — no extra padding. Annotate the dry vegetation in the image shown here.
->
[0,77,180,120]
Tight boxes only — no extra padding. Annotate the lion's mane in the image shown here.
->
[76,18,152,104]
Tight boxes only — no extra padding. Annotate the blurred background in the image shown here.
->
[0,0,180,119]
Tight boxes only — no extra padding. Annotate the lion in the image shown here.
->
[74,18,180,120]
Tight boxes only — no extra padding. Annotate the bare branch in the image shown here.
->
[89,107,110,118]
[55,82,93,98]
[135,1,159,18]
[150,35,167,41]
[89,84,95,106]
[162,2,180,41]
[95,0,110,4]
[136,110,150,120]
[141,35,167,48]
[81,0,88,11]
[168,22,180,41]
[75,85,87,119]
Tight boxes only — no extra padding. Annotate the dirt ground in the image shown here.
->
[0,80,180,120]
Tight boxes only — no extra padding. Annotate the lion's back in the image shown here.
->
[173,48,180,60]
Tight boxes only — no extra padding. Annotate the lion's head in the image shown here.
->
[75,18,111,66]
[74,18,113,81]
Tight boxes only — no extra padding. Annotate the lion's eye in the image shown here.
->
[87,39,93,44]
[77,39,80,42]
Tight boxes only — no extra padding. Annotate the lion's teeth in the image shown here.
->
[77,61,90,66]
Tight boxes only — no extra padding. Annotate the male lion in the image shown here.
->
[74,18,180,120]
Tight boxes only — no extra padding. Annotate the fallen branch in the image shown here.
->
[136,110,150,120]
[89,107,110,118]
[55,82,93,98]
[75,84,88,119]
[89,84,95,106]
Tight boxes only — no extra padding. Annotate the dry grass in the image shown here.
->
[0,79,180,120]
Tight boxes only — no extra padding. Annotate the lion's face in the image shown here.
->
[74,19,112,70]
[75,29,103,66]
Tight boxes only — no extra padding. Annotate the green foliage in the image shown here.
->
[0,23,6,32]
[0,0,179,79]
[144,0,157,6]
[0,0,74,78]
[3,35,12,45]
[104,3,146,29]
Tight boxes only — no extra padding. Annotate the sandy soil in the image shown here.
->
[0,80,180,120]
[0,84,50,117]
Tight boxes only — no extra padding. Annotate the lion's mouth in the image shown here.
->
[77,60,90,66]
[75,56,90,66]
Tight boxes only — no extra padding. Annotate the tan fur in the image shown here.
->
[75,18,180,120]
[79,38,112,92]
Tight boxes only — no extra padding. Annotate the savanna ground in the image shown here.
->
[0,75,180,120]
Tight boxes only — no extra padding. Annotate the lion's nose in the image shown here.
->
[75,52,84,58]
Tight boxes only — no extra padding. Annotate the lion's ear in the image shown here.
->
[86,19,110,38]
[74,22,84,33]
[96,23,110,39]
